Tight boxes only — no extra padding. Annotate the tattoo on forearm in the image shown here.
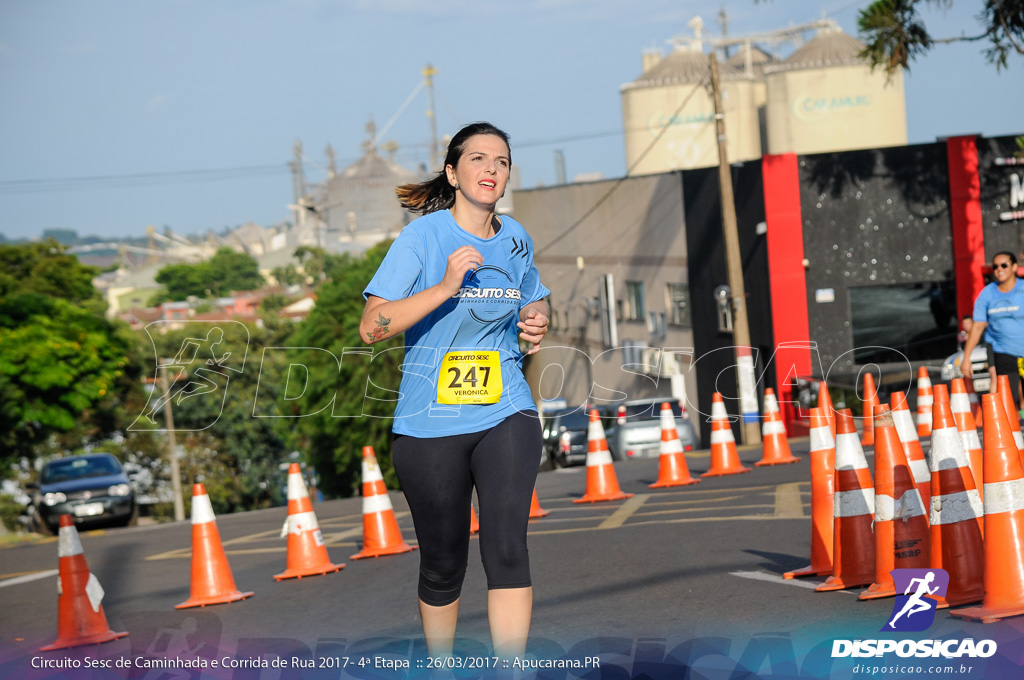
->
[367,312,391,341]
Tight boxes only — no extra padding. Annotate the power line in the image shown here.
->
[536,77,710,255]
[0,164,290,196]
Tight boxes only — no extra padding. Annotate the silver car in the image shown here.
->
[941,345,992,393]
[604,398,700,460]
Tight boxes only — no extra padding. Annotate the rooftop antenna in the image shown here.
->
[423,63,440,170]
[718,7,730,58]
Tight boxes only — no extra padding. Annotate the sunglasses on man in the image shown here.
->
[992,262,1013,270]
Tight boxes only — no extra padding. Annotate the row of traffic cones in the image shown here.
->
[574,390,784,504]
[43,444,551,651]
[789,369,1024,625]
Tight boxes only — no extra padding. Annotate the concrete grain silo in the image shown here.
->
[764,27,907,155]
[620,30,766,174]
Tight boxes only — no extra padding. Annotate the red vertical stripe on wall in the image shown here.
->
[763,153,811,434]
[946,136,986,321]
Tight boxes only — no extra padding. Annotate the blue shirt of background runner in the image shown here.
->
[364,209,550,437]
[973,278,1024,357]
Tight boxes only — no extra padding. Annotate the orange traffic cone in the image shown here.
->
[575,410,634,503]
[933,383,949,405]
[927,398,984,608]
[470,505,479,534]
[784,407,835,579]
[916,367,934,437]
[951,378,984,502]
[704,393,751,477]
[890,391,932,508]
[275,464,344,579]
[951,394,1024,623]
[40,515,128,651]
[650,402,701,487]
[860,406,930,600]
[997,374,1024,455]
[818,381,836,438]
[757,388,800,466]
[529,488,549,518]
[861,371,881,446]
[351,447,416,560]
[963,370,983,423]
[818,409,875,592]
[176,484,253,609]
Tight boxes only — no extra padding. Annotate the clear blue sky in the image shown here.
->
[1,0,1021,241]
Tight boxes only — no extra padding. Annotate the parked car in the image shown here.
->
[941,345,992,393]
[541,407,600,468]
[604,398,700,460]
[26,453,137,535]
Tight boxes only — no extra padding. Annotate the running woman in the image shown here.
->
[360,122,549,662]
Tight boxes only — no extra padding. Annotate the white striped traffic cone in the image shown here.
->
[891,392,932,509]
[352,446,416,559]
[40,515,128,650]
[176,484,253,609]
[575,409,633,503]
[916,367,934,437]
[275,463,344,579]
[704,393,751,477]
[950,378,984,503]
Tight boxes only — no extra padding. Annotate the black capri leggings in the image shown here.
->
[392,411,542,607]
[993,352,1024,408]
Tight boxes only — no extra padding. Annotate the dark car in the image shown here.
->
[603,398,700,460]
[27,453,137,535]
[541,407,598,468]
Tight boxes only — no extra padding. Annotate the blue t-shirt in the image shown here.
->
[363,210,550,437]
[974,278,1024,357]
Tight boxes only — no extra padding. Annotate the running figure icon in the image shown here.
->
[889,572,940,628]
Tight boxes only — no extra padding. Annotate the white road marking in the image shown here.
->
[730,570,859,594]
[0,569,59,588]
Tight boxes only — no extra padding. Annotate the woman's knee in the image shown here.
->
[418,562,468,607]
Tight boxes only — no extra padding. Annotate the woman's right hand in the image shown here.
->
[440,246,484,296]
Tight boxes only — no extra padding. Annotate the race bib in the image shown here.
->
[437,351,503,404]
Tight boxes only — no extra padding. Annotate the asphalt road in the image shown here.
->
[3,436,1024,679]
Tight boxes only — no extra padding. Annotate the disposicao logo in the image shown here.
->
[883,568,949,632]
[831,569,998,659]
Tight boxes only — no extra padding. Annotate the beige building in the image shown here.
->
[515,173,699,429]
[764,28,907,155]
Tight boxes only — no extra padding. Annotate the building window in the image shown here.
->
[666,283,691,326]
[647,311,666,338]
[622,339,648,367]
[625,281,645,321]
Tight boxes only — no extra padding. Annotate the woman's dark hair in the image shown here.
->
[395,122,511,215]
[994,251,1018,266]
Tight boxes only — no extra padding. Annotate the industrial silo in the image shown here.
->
[620,35,765,174]
[764,27,907,155]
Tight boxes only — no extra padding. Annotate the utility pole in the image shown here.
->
[709,52,760,445]
[423,63,440,170]
[159,364,186,522]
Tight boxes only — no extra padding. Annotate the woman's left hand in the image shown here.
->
[518,308,549,355]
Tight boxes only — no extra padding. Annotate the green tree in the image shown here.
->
[281,242,404,497]
[0,293,146,471]
[0,239,103,314]
[154,247,266,303]
[144,319,293,513]
[858,0,1024,74]
[271,263,306,287]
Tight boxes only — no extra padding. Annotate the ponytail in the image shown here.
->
[395,172,456,215]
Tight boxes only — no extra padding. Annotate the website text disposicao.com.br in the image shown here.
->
[836,638,996,676]
[850,662,979,676]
